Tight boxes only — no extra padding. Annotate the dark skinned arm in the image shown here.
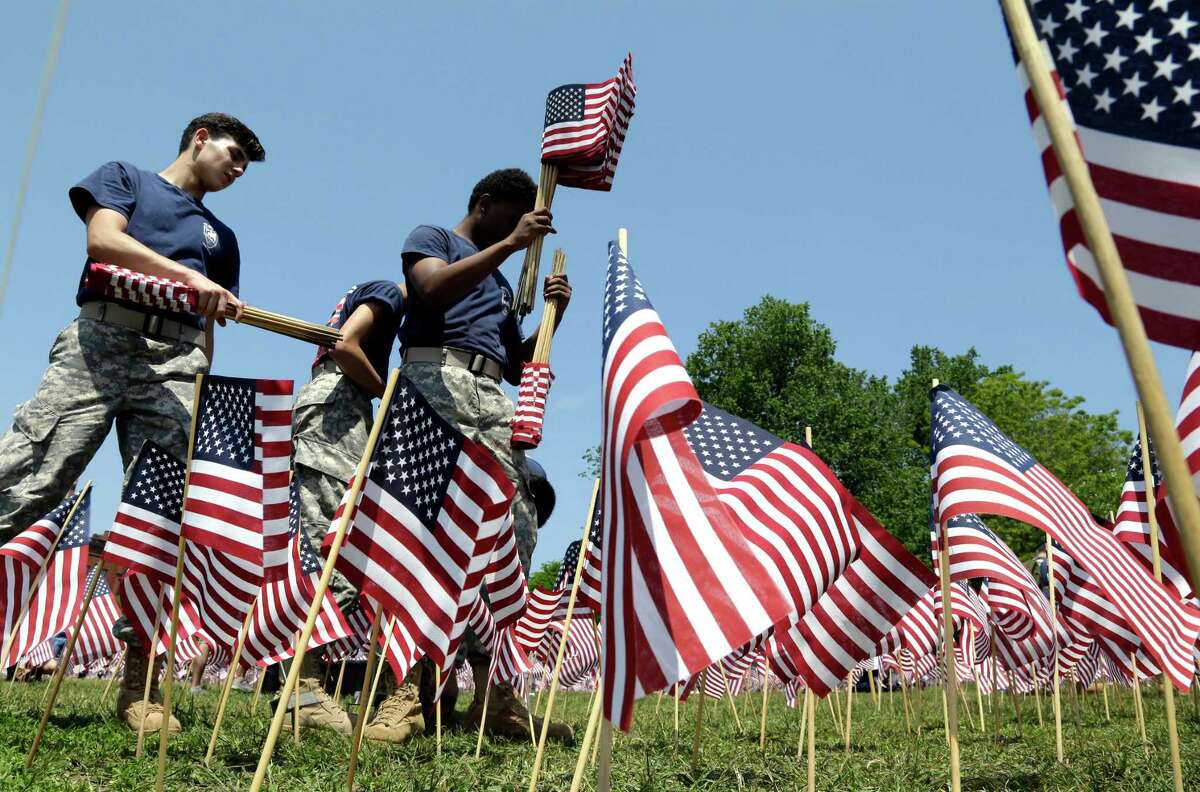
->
[405,209,554,307]
[83,206,243,322]
[329,301,390,398]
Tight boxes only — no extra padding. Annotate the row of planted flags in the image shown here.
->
[2,240,1199,736]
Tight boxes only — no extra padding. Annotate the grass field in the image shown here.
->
[0,676,1197,791]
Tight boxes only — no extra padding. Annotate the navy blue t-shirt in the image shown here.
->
[69,161,240,329]
[313,280,405,380]
[400,225,523,370]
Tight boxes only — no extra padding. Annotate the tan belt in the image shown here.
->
[402,346,502,382]
[312,358,341,378]
[80,301,206,348]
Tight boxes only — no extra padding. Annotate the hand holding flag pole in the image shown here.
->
[512,250,568,450]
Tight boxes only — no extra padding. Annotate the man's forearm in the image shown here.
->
[411,239,519,307]
[87,228,200,285]
[330,346,385,398]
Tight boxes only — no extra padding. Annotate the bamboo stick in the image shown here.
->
[251,668,265,713]
[1132,653,1149,758]
[718,662,744,734]
[758,664,771,751]
[474,680,492,759]
[206,602,256,766]
[1102,681,1111,722]
[347,604,386,792]
[136,585,167,758]
[937,510,962,792]
[250,370,401,792]
[515,164,560,317]
[435,665,442,757]
[795,688,808,760]
[1030,663,1044,727]
[1045,536,1065,763]
[596,719,613,791]
[333,659,347,704]
[899,671,912,736]
[843,672,853,753]
[292,632,301,746]
[531,250,568,363]
[1137,401,1185,792]
[526,479,600,792]
[568,690,603,792]
[26,559,104,766]
[99,655,123,706]
[806,686,816,792]
[999,0,1200,596]
[2,481,93,678]
[690,670,708,774]
[155,375,206,792]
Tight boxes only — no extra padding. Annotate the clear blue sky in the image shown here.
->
[0,2,1189,569]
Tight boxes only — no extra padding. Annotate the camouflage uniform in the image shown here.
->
[0,317,207,542]
[400,362,537,584]
[291,370,374,609]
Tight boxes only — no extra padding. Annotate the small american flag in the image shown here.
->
[931,385,1200,690]
[71,568,121,665]
[514,586,563,652]
[322,600,373,663]
[326,374,514,677]
[541,54,636,191]
[553,510,602,615]
[1151,351,1200,595]
[1112,440,1192,600]
[84,262,197,314]
[242,480,351,666]
[182,374,293,576]
[104,441,186,583]
[480,515,528,630]
[2,492,85,649]
[1009,1,1200,348]
[599,241,790,730]
[4,490,90,667]
[511,363,553,449]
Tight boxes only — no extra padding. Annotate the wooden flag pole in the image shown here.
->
[292,632,302,745]
[867,667,879,711]
[568,689,603,792]
[474,680,493,759]
[596,719,613,791]
[136,585,168,758]
[690,669,708,775]
[155,374,205,792]
[99,655,123,706]
[1030,663,1044,727]
[251,667,265,712]
[333,658,347,703]
[718,662,744,734]
[1131,652,1149,757]
[531,250,568,364]
[1137,401,1185,792]
[515,164,560,317]
[1,480,94,682]
[937,514,962,792]
[805,686,816,792]
[248,370,400,792]
[25,556,105,766]
[971,665,986,734]
[1101,681,1111,723]
[360,616,392,728]
[758,664,771,751]
[999,0,1200,593]
[1044,536,1065,763]
[673,681,680,739]
[205,599,257,766]
[435,666,442,758]
[526,478,600,792]
[843,672,853,753]
[347,603,386,792]
[795,688,808,760]
[899,671,912,736]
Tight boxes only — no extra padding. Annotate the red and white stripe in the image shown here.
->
[556,55,637,191]
[1016,46,1200,349]
[480,515,527,630]
[322,603,373,663]
[5,540,87,667]
[599,245,791,730]
[84,262,197,314]
[71,576,121,665]
[514,586,563,652]
[511,363,553,449]
[0,520,60,647]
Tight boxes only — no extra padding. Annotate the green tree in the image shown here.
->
[528,560,562,591]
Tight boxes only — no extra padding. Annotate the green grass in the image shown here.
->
[1,677,1198,790]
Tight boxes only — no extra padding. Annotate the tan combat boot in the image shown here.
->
[116,648,181,734]
[281,677,353,735]
[461,663,573,744]
[364,665,424,743]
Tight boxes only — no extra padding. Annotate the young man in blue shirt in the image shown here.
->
[0,113,264,734]
[400,168,572,742]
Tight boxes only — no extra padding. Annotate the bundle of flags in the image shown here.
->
[541,53,636,191]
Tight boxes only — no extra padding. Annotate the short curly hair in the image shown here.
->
[179,113,266,162]
[467,168,536,212]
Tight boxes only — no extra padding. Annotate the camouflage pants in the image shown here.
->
[401,361,538,667]
[0,318,206,541]
[291,371,374,611]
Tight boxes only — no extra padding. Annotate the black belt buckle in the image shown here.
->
[142,313,164,338]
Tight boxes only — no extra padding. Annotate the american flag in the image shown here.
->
[930,385,1200,690]
[480,515,528,630]
[489,624,533,686]
[1009,1,1200,349]
[181,374,293,576]
[1152,350,1200,594]
[511,363,553,449]
[2,492,85,651]
[4,490,90,667]
[1112,440,1192,600]
[327,374,514,677]
[877,586,941,661]
[71,568,121,664]
[83,262,197,314]
[514,586,563,652]
[20,638,56,668]
[766,509,935,698]
[322,600,373,663]
[554,508,602,614]
[541,54,636,191]
[242,480,351,666]
[599,240,791,730]
[103,441,186,583]
[535,616,601,688]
